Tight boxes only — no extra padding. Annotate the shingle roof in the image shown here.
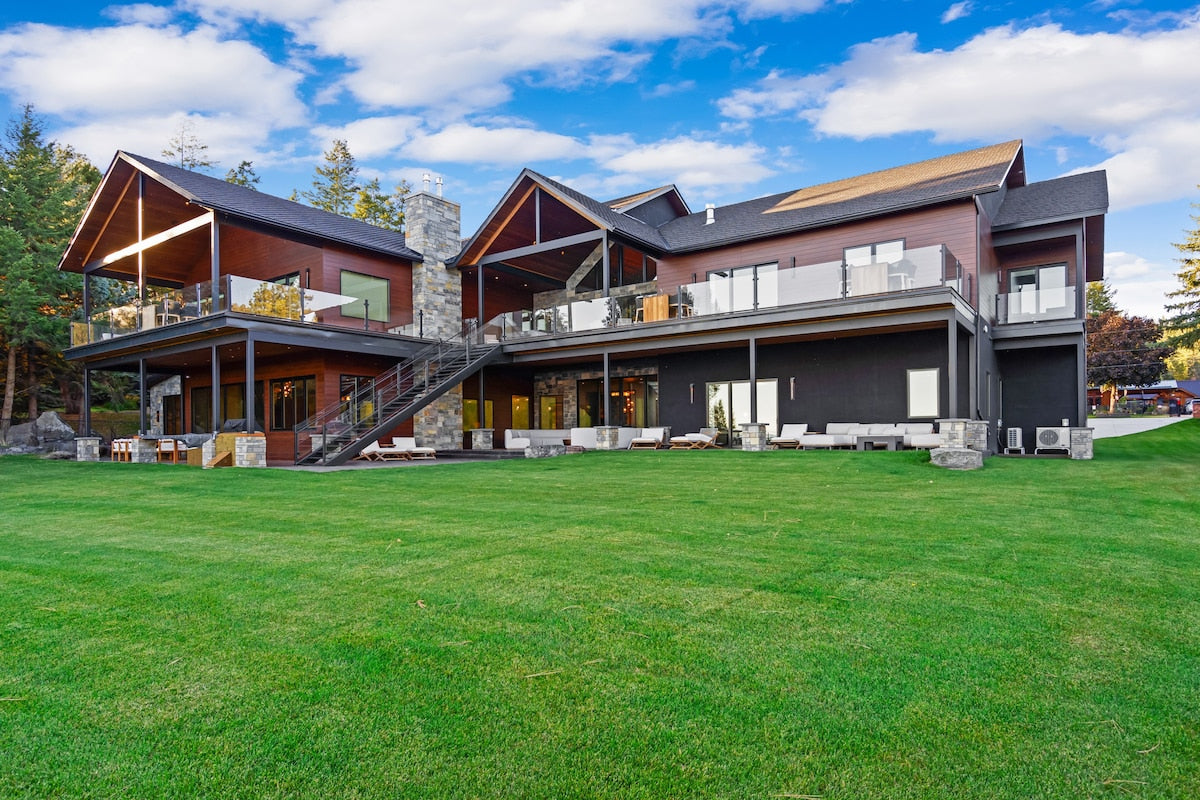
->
[992,170,1109,229]
[657,140,1024,252]
[121,152,423,261]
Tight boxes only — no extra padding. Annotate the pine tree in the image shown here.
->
[161,120,213,171]
[225,160,260,189]
[352,177,409,230]
[0,106,95,441]
[1086,279,1118,317]
[300,139,359,216]
[1164,189,1200,348]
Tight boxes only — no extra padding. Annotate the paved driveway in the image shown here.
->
[1088,416,1190,439]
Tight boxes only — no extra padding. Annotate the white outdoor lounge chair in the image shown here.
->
[769,423,808,449]
[628,427,666,449]
[668,431,718,449]
[394,436,437,459]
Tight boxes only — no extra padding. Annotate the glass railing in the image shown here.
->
[70,275,401,346]
[488,243,963,341]
[997,286,1078,324]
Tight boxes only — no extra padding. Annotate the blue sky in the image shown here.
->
[2,0,1198,319]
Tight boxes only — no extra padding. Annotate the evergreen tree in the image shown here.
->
[300,139,359,216]
[1164,189,1200,348]
[225,160,260,189]
[161,120,213,171]
[352,177,409,231]
[1086,279,1118,317]
[0,106,96,441]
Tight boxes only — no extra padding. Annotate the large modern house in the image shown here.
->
[60,140,1107,464]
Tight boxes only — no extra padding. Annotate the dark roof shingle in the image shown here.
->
[122,152,423,261]
[992,170,1108,229]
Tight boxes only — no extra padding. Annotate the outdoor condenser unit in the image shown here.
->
[1004,427,1024,455]
[1034,426,1071,454]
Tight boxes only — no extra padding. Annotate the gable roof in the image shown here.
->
[524,169,671,251]
[657,140,1026,253]
[992,170,1109,229]
[117,152,422,261]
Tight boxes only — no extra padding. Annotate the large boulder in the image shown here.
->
[35,411,77,443]
[930,445,984,471]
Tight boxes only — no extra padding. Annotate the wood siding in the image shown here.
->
[317,247,414,331]
[656,201,980,308]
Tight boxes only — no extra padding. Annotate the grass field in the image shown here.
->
[2,423,1198,798]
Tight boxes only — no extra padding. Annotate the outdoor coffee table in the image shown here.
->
[855,434,902,451]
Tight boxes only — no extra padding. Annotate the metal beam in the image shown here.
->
[476,229,604,266]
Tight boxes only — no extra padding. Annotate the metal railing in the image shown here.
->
[996,286,1078,324]
[293,319,498,465]
[485,243,963,340]
[70,274,412,346]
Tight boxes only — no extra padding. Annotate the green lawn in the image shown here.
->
[2,423,1199,798]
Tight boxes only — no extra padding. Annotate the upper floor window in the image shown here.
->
[844,239,904,266]
[340,270,389,323]
[1005,263,1072,321]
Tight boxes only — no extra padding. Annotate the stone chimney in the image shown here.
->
[404,185,465,450]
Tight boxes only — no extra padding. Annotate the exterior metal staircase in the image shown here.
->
[293,323,502,466]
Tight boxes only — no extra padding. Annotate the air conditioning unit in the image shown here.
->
[1004,427,1024,455]
[1035,426,1071,454]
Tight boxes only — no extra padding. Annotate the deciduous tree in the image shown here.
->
[1086,310,1172,412]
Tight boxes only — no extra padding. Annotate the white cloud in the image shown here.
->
[940,2,972,24]
[717,14,1200,210]
[311,115,424,160]
[179,0,831,112]
[403,123,586,164]
[104,3,175,25]
[0,22,306,164]
[597,135,774,194]
[1105,250,1178,320]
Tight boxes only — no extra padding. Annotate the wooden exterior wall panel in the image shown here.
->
[656,201,980,307]
[219,224,324,284]
[319,247,414,330]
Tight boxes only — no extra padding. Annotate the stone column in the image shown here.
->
[470,428,494,450]
[1069,427,1094,460]
[75,437,101,462]
[595,426,620,450]
[406,190,465,452]
[128,437,158,464]
[234,433,267,467]
[931,418,985,470]
[740,422,768,451]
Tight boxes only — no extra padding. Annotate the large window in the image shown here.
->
[189,382,264,433]
[340,271,389,323]
[463,399,494,430]
[539,395,563,429]
[577,377,659,427]
[512,395,530,429]
[270,376,317,431]
[340,375,375,426]
[706,379,778,438]
[1008,263,1069,319]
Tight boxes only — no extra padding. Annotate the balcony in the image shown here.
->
[71,275,400,346]
[996,286,1078,325]
[482,243,963,340]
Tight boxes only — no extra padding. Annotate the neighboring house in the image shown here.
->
[61,140,1107,463]
[1088,380,1198,412]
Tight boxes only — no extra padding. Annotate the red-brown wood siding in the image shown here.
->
[219,224,324,284]
[317,247,414,331]
[977,204,998,325]
[996,236,1078,287]
[656,201,980,309]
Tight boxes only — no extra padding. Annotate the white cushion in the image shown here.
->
[773,423,808,440]
[826,422,854,435]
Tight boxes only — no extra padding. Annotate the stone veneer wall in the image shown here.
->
[148,375,181,436]
[405,190,465,451]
